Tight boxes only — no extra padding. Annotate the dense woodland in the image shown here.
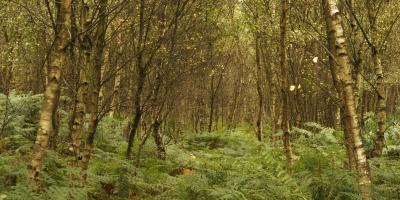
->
[1,0,400,199]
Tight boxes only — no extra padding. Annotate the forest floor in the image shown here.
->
[1,102,400,199]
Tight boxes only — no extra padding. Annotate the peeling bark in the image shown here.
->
[322,0,372,198]
[322,0,356,171]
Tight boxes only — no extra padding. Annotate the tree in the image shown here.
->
[365,0,387,158]
[29,0,72,188]
[69,0,91,167]
[280,0,293,171]
[322,0,372,198]
[80,0,108,180]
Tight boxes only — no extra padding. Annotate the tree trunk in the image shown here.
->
[126,0,146,159]
[366,1,387,157]
[255,30,263,142]
[48,111,60,149]
[109,65,121,117]
[0,30,14,137]
[69,1,91,166]
[126,73,144,159]
[279,0,293,171]
[322,0,356,171]
[340,106,357,171]
[208,76,215,133]
[371,46,386,157]
[347,0,364,112]
[322,0,372,198]
[29,0,72,189]
[152,120,166,160]
[135,130,150,169]
[228,80,242,130]
[260,42,277,144]
[80,0,108,180]
[260,41,276,141]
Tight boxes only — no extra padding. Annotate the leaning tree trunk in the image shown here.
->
[29,0,72,189]
[323,0,372,198]
[279,0,293,172]
[126,0,146,159]
[80,0,107,181]
[126,72,144,159]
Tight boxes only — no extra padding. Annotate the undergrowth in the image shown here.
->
[0,94,400,199]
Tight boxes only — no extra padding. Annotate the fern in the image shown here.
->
[1,95,400,200]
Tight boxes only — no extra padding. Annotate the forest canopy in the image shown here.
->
[0,0,400,199]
